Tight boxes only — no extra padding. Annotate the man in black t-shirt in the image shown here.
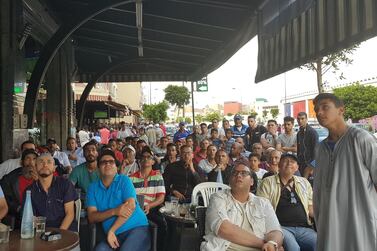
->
[257,153,316,251]
[245,116,267,151]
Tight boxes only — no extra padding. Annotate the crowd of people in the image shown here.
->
[0,93,376,251]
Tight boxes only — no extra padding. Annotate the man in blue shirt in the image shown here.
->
[27,153,77,231]
[87,149,150,251]
[173,122,190,143]
[231,114,248,139]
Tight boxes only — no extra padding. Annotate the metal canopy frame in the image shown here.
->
[24,0,263,128]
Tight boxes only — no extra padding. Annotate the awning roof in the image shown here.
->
[256,0,377,83]
[43,0,262,82]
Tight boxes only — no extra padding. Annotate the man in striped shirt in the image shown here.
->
[130,146,166,251]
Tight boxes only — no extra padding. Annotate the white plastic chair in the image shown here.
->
[75,199,82,232]
[191,182,230,207]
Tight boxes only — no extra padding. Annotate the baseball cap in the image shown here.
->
[21,149,39,160]
[234,114,243,120]
[280,153,298,162]
[179,122,185,126]
[47,138,57,144]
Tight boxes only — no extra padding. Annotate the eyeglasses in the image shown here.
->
[231,170,251,177]
[141,155,154,160]
[99,159,115,166]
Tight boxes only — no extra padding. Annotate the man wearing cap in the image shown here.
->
[0,149,39,228]
[47,138,72,174]
[257,153,316,251]
[69,140,100,194]
[119,145,139,176]
[231,114,248,140]
[0,140,36,179]
[27,153,78,231]
[173,122,190,143]
[130,147,167,251]
[87,149,150,251]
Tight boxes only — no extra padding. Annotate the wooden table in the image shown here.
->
[0,228,79,251]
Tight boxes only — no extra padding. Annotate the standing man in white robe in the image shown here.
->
[313,93,377,251]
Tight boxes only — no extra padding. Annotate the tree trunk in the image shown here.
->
[182,105,185,118]
[316,58,324,93]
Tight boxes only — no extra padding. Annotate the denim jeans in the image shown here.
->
[282,226,316,251]
[95,226,151,251]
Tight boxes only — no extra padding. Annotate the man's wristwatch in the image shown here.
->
[267,240,278,250]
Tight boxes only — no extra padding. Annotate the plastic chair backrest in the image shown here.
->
[191,182,230,207]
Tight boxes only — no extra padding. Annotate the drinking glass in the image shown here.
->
[34,216,46,236]
[0,224,10,243]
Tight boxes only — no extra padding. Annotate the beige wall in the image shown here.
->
[116,82,142,124]
[116,82,142,110]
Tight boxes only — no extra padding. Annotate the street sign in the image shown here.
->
[196,78,208,92]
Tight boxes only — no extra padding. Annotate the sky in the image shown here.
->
[142,35,377,108]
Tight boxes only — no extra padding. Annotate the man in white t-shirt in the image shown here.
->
[276,116,297,154]
[78,126,90,147]
[261,120,279,150]
[0,140,36,179]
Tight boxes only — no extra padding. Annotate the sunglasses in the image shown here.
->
[231,170,251,177]
[99,159,115,165]
[290,192,297,204]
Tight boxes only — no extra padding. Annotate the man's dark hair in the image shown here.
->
[141,146,154,156]
[283,116,295,123]
[313,93,344,108]
[248,152,261,160]
[248,115,256,120]
[180,144,192,153]
[200,123,207,127]
[211,128,218,133]
[108,138,116,145]
[225,128,233,134]
[83,140,98,151]
[116,138,123,143]
[66,137,76,143]
[267,119,277,125]
[137,139,146,144]
[125,136,133,142]
[297,112,307,118]
[21,140,35,151]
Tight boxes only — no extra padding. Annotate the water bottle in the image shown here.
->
[216,168,223,184]
[21,190,34,239]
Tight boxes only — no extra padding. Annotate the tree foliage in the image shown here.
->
[300,44,359,93]
[226,113,233,117]
[142,101,169,123]
[195,114,204,123]
[270,108,279,119]
[204,112,222,122]
[249,111,258,118]
[333,84,377,121]
[262,110,268,118]
[185,117,192,124]
[164,85,191,109]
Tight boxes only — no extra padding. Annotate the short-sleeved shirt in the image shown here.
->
[64,148,86,168]
[129,170,165,205]
[86,174,148,235]
[68,163,100,194]
[53,151,71,167]
[277,133,297,148]
[26,176,78,231]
